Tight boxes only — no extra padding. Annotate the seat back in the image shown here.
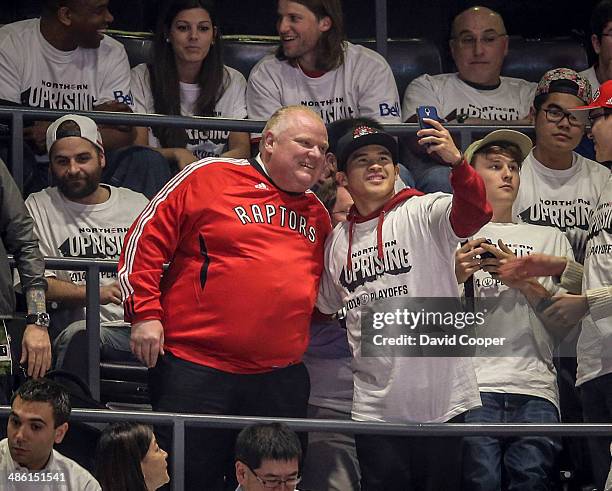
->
[111,31,154,68]
[358,39,444,98]
[502,36,589,82]
[112,32,444,98]
[223,36,278,80]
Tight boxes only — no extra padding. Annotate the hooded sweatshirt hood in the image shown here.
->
[344,187,424,271]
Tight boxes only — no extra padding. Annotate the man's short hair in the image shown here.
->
[12,379,71,428]
[275,0,346,72]
[591,0,612,38]
[261,105,321,144]
[471,142,525,170]
[42,0,80,16]
[235,423,302,471]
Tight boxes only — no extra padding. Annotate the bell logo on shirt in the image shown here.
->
[113,90,133,106]
[379,102,400,117]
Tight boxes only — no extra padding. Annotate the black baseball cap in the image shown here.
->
[335,125,398,171]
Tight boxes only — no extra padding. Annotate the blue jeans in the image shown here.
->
[463,392,561,491]
[53,320,135,382]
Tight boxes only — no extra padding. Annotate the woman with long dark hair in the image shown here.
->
[132,0,249,169]
[95,422,169,491]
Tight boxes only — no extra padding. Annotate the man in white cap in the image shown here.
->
[16,114,148,380]
[456,129,574,490]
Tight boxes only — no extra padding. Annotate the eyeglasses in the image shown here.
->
[452,32,507,48]
[244,463,301,489]
[588,109,612,126]
[542,107,587,127]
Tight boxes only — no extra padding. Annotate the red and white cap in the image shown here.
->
[571,80,612,111]
[46,114,104,155]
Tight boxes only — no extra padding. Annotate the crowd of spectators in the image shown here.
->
[0,0,611,490]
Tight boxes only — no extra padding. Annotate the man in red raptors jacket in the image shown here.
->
[118,105,331,490]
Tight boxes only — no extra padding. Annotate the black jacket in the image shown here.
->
[0,158,46,317]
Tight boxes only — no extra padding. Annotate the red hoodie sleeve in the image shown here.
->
[118,175,191,325]
[449,159,493,237]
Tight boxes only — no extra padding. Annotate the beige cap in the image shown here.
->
[464,129,533,164]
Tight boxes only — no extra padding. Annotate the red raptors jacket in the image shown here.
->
[119,158,331,374]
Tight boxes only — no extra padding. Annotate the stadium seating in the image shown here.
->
[112,32,444,98]
[112,31,589,97]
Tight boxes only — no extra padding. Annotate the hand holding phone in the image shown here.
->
[479,239,497,260]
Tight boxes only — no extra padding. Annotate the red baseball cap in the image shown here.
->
[571,80,612,111]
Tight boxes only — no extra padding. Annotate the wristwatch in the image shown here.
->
[25,312,50,328]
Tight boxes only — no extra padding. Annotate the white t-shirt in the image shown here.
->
[579,66,600,92]
[470,221,574,410]
[513,150,610,263]
[247,42,401,136]
[402,73,536,121]
[24,186,148,325]
[578,174,612,386]
[0,438,100,491]
[317,193,481,423]
[130,63,247,158]
[0,19,133,109]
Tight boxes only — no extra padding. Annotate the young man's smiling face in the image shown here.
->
[339,144,398,214]
[276,0,331,71]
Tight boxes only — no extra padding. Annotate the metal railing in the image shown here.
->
[0,406,611,491]
[10,256,116,399]
[8,257,612,490]
[0,106,533,193]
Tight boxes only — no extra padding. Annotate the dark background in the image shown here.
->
[1,0,603,62]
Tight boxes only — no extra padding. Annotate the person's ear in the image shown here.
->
[318,16,332,33]
[54,422,69,445]
[449,39,458,64]
[235,461,248,485]
[529,106,536,124]
[592,33,602,55]
[263,130,275,153]
[99,151,106,170]
[57,6,72,27]
[501,34,509,57]
[336,171,348,187]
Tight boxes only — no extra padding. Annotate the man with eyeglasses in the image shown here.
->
[512,69,610,489]
[513,68,610,264]
[496,83,612,490]
[235,423,302,491]
[401,6,535,193]
[568,82,612,491]
[403,6,535,125]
